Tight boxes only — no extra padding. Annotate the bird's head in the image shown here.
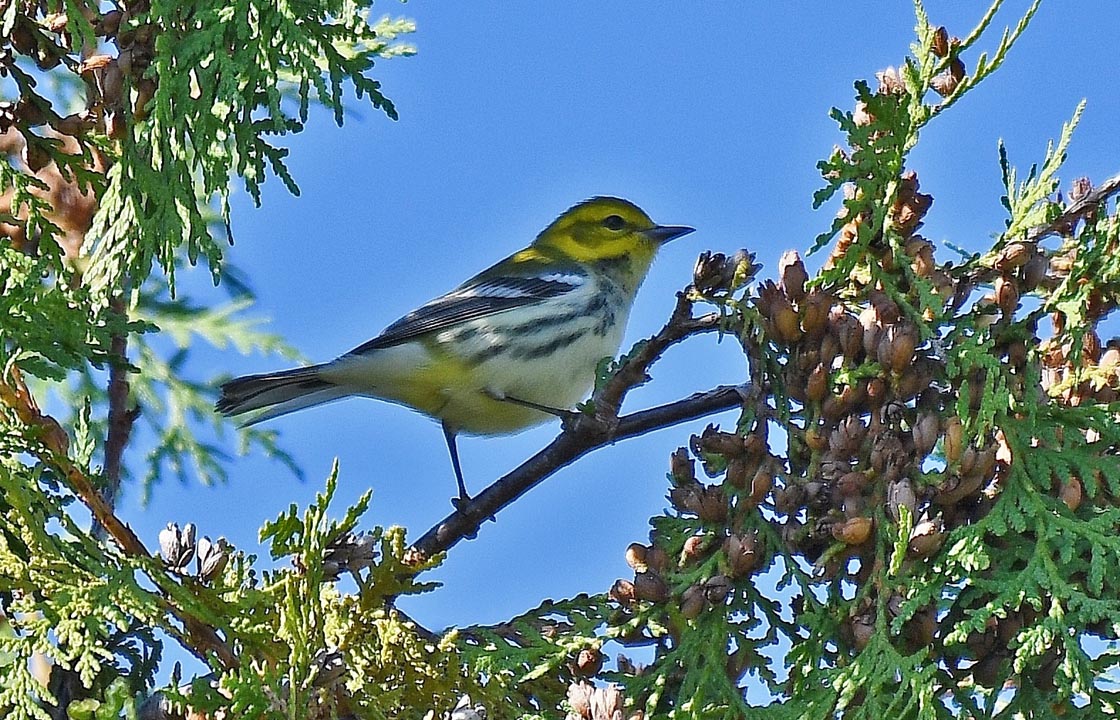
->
[530,197,694,281]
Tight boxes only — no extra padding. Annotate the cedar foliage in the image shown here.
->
[1,1,1118,719]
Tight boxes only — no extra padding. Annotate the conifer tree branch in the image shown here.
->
[0,366,238,670]
[97,296,140,538]
[958,169,1120,295]
[0,367,145,554]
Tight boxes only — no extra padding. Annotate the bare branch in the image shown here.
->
[593,291,723,416]
[412,383,756,556]
[411,382,758,557]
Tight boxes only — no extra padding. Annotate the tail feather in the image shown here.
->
[217,365,350,425]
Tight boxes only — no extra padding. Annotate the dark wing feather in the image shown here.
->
[347,272,585,354]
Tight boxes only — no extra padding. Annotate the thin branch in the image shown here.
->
[96,295,140,539]
[593,291,723,416]
[957,170,1120,296]
[0,366,147,555]
[411,383,756,556]
[1026,171,1120,242]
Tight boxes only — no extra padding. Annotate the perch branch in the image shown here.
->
[411,289,759,557]
[411,384,755,557]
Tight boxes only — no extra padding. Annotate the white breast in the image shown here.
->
[442,274,628,408]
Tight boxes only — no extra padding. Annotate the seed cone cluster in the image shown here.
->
[613,237,995,659]
[601,46,1117,698]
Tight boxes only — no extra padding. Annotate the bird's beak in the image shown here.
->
[644,225,695,244]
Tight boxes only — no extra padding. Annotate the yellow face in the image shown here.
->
[532,196,662,264]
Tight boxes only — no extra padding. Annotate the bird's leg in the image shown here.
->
[441,422,495,529]
[484,389,579,423]
[442,421,471,509]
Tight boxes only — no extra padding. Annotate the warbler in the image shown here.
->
[217,197,694,503]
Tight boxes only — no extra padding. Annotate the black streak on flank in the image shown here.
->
[510,330,588,360]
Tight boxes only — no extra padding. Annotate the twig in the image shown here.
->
[97,296,140,539]
[958,170,1120,294]
[1026,171,1120,242]
[0,367,146,555]
[414,386,755,556]
[411,384,755,556]
[594,291,722,416]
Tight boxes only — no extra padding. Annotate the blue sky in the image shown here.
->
[126,0,1119,678]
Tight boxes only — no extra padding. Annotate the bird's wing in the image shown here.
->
[346,267,588,354]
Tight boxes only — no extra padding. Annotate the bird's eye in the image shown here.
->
[601,215,626,231]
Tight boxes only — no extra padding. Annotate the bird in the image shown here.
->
[216,196,694,505]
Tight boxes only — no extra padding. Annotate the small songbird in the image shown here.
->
[216,197,693,503]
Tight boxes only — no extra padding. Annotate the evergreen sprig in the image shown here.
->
[559,2,1120,718]
[83,2,414,302]
[4,0,1120,718]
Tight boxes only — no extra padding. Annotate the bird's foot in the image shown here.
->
[561,408,618,439]
[450,493,496,527]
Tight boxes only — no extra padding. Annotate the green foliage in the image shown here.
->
[0,247,121,380]
[0,456,165,720]
[997,102,1081,241]
[83,2,414,302]
[0,0,420,716]
[456,595,615,713]
[533,2,1120,718]
[128,276,304,497]
[3,0,1120,719]
[0,449,476,719]
[30,270,306,502]
[192,465,469,719]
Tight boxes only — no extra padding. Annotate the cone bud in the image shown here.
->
[778,250,808,301]
[831,516,873,545]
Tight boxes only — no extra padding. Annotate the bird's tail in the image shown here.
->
[216,365,349,426]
